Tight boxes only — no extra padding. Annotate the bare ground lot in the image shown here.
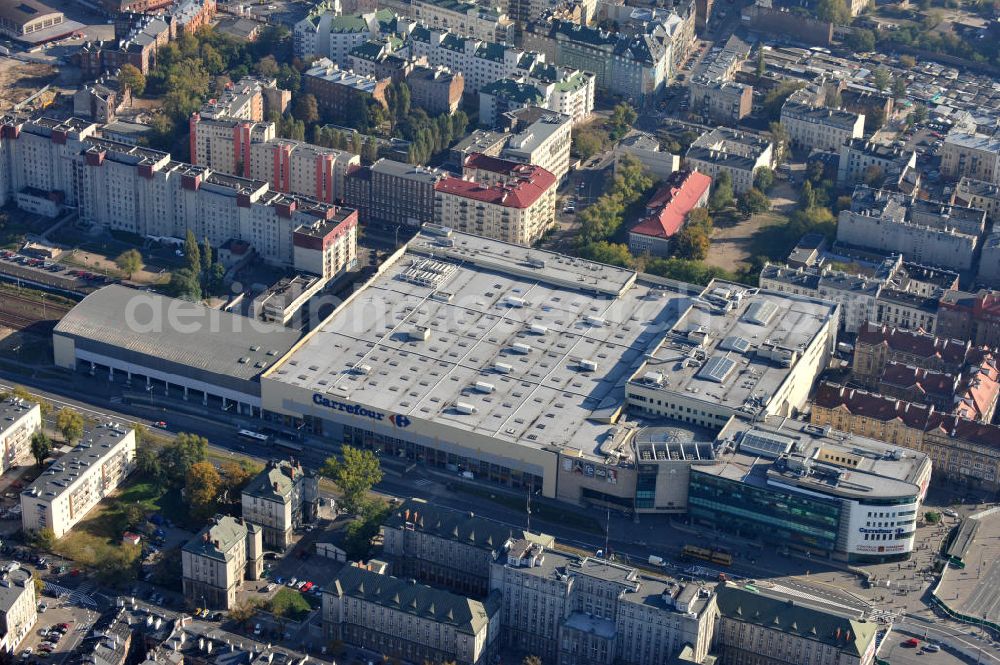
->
[0,59,58,110]
[703,180,798,272]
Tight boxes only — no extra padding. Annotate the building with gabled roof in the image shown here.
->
[714,583,877,665]
[242,459,318,549]
[323,563,501,665]
[627,170,711,257]
[853,322,972,384]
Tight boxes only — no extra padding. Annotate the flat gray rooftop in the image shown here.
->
[55,285,301,385]
[699,417,929,500]
[269,230,695,460]
[631,282,837,416]
[0,398,36,438]
[23,422,131,501]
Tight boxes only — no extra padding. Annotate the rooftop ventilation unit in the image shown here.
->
[506,295,528,308]
[408,326,431,342]
[585,315,606,327]
[454,401,478,415]
[352,363,373,375]
[529,324,548,335]
[511,343,533,354]
[474,381,495,393]
[579,359,598,372]
[494,362,513,374]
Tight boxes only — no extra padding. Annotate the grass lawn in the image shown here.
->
[269,587,312,622]
[53,475,182,567]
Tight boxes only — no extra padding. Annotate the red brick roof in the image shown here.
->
[880,363,956,401]
[955,356,1000,421]
[629,170,712,240]
[434,166,556,209]
[926,413,1000,447]
[812,382,934,429]
[857,322,970,367]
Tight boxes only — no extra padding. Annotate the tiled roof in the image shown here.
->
[629,171,712,240]
[880,363,956,401]
[436,160,555,208]
[926,413,1000,447]
[954,357,999,421]
[812,382,934,429]
[856,323,971,367]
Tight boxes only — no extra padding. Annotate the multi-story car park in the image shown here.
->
[690,416,931,562]
[0,398,40,474]
[20,422,137,539]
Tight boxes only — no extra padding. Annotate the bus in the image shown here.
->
[681,544,733,567]
[274,439,304,454]
[237,429,270,445]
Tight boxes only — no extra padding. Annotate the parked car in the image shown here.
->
[253,624,262,636]
[924,644,941,652]
[286,577,298,587]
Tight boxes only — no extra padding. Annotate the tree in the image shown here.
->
[29,528,55,551]
[800,180,817,209]
[184,229,201,274]
[523,657,543,665]
[168,268,202,301]
[219,460,262,501]
[924,511,941,524]
[255,55,280,78]
[344,497,391,560]
[845,28,875,53]
[899,55,916,68]
[137,445,163,481]
[738,188,771,217]
[115,249,143,279]
[30,431,51,468]
[577,241,633,267]
[863,164,884,186]
[673,224,710,260]
[891,76,907,100]
[754,166,775,192]
[755,47,765,79]
[362,136,379,164]
[767,122,789,164]
[872,67,891,91]
[292,93,319,124]
[201,237,213,275]
[120,501,145,530]
[118,64,146,97]
[320,446,383,514]
[56,407,85,445]
[815,0,850,23]
[161,432,209,486]
[912,103,929,125]
[186,461,222,520]
[228,600,259,628]
[607,103,637,140]
[709,171,733,210]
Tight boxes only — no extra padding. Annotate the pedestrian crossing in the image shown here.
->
[413,479,435,488]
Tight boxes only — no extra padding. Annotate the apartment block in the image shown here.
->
[77,14,172,77]
[937,290,1000,349]
[489,541,716,664]
[303,59,389,118]
[435,154,557,245]
[405,0,514,43]
[247,139,359,205]
[189,115,275,176]
[613,130,680,181]
[479,70,593,127]
[182,516,263,610]
[836,187,985,272]
[241,459,317,550]
[381,498,552,597]
[715,583,877,665]
[852,322,972,384]
[759,263,882,333]
[781,96,865,152]
[345,158,446,226]
[323,564,501,665]
[689,35,753,124]
[0,398,41,474]
[0,566,37,654]
[406,65,463,115]
[685,128,773,194]
[20,422,136,539]
[293,9,397,66]
[628,170,711,257]
[0,117,358,279]
[838,138,917,187]
[940,131,1000,184]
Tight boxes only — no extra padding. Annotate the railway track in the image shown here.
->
[0,291,71,331]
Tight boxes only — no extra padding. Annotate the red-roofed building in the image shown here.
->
[853,322,972,385]
[434,154,557,245]
[626,170,712,257]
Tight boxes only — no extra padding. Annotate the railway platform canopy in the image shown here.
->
[52,284,301,415]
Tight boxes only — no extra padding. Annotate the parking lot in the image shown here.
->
[18,596,100,665]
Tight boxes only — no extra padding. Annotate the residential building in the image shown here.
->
[940,131,1000,184]
[435,154,557,245]
[293,9,396,66]
[498,107,572,182]
[836,187,985,272]
[952,177,1000,224]
[182,515,263,609]
[345,158,446,226]
[614,130,680,180]
[980,233,1000,288]
[878,362,958,412]
[168,0,215,35]
[404,0,514,42]
[73,75,131,123]
[348,39,414,82]
[241,459,317,549]
[874,288,939,333]
[690,416,932,562]
[0,566,36,654]
[852,322,972,385]
[479,79,544,127]
[685,128,774,194]
[189,115,276,176]
[490,541,717,664]
[323,564,501,665]
[247,139,360,205]
[406,65,463,114]
[77,14,172,77]
[837,138,917,187]
[714,583,877,665]
[0,117,358,277]
[627,170,711,257]
[381,497,553,596]
[302,59,390,117]
[811,383,1000,492]
[78,608,131,665]
[0,398,40,474]
[781,94,865,152]
[20,422,136,538]
[689,35,753,124]
[759,263,881,333]
[0,0,67,43]
[936,289,1000,349]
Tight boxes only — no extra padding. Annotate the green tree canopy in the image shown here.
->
[30,431,51,468]
[56,407,85,444]
[118,64,146,97]
[320,446,383,514]
[115,249,143,279]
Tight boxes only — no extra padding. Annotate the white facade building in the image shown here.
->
[20,423,136,538]
[685,128,773,194]
[0,399,40,474]
[182,515,263,610]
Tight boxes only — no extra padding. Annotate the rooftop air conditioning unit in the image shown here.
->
[511,343,532,354]
[454,401,478,415]
[474,381,495,393]
[494,362,513,374]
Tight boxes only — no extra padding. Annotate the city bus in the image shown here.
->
[237,429,270,445]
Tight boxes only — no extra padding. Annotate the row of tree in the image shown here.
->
[166,230,226,301]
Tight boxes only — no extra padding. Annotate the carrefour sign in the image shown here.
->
[313,394,411,428]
